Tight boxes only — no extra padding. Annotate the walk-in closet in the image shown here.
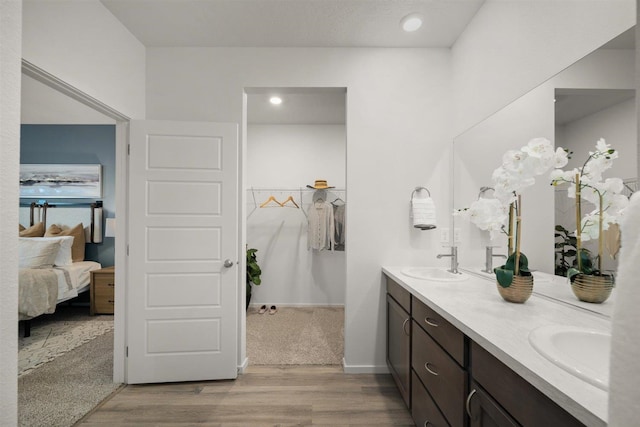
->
[245,88,346,366]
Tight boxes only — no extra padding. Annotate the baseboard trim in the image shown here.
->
[237,357,249,375]
[342,358,390,374]
[248,303,345,308]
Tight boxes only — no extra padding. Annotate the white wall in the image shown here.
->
[247,124,346,306]
[147,47,453,372]
[0,1,22,424]
[247,124,346,188]
[452,0,635,135]
[22,0,146,119]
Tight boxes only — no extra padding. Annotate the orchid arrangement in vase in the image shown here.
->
[456,138,569,290]
[550,138,628,284]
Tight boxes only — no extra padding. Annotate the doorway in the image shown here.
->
[18,61,129,425]
[243,87,347,366]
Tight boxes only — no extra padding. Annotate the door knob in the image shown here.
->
[224,259,234,268]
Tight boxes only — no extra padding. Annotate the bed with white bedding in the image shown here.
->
[18,231,102,337]
[18,261,101,320]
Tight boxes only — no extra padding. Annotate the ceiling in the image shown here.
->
[23,0,485,125]
[555,89,635,126]
[21,74,116,125]
[21,2,635,126]
[99,0,485,48]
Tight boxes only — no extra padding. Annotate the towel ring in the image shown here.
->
[411,186,431,200]
[478,186,495,199]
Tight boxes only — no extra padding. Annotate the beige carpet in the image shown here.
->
[19,330,122,427]
[247,306,344,365]
[19,305,114,376]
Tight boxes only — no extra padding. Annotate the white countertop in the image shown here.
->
[382,266,611,427]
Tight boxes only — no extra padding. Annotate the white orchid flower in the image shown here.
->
[554,147,569,168]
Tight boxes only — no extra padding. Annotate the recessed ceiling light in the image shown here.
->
[269,96,282,105]
[401,13,423,32]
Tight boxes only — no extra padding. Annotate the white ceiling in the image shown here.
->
[555,89,635,126]
[99,0,485,48]
[23,0,485,125]
[21,74,116,125]
[21,2,635,126]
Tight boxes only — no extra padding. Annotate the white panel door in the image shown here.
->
[127,120,238,384]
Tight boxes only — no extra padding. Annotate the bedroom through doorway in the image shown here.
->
[17,67,122,426]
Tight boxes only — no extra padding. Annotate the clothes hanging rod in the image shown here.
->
[247,187,345,192]
[19,200,102,207]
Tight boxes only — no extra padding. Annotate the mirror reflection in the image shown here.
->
[554,88,637,276]
[453,27,635,311]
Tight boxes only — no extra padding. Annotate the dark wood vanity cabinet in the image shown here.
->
[412,297,468,427]
[386,278,412,408]
[466,381,519,427]
[470,342,584,427]
[385,275,586,427]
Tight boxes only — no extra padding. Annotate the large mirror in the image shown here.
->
[453,27,635,312]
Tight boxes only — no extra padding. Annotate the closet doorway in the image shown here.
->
[244,87,346,366]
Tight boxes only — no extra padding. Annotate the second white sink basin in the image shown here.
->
[401,267,468,282]
[529,325,611,390]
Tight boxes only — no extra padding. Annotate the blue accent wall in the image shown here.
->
[20,125,116,267]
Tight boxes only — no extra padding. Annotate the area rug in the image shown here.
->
[19,305,114,377]
[247,306,344,365]
[19,330,122,427]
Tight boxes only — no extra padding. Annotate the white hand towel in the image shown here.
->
[411,197,436,230]
[609,192,640,426]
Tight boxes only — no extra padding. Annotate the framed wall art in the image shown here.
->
[20,164,102,199]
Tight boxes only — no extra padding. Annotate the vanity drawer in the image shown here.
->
[413,297,465,366]
[411,371,450,427]
[387,277,411,313]
[413,320,466,427]
[471,341,583,427]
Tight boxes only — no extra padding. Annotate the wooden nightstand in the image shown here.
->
[91,266,115,315]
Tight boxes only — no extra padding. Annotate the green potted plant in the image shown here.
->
[550,139,628,303]
[246,248,262,310]
[554,225,578,276]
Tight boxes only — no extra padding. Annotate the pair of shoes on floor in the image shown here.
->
[258,305,277,315]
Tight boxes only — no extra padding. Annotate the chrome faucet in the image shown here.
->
[437,246,459,274]
[484,246,507,273]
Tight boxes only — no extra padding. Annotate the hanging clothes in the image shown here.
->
[332,201,345,251]
[307,199,335,251]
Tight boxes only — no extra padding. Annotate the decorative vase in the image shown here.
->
[496,275,533,304]
[571,274,614,304]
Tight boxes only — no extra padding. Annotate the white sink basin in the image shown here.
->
[529,325,611,390]
[401,267,468,282]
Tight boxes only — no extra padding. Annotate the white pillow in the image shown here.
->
[22,236,75,266]
[18,238,62,269]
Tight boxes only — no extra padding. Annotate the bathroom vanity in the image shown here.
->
[383,267,610,427]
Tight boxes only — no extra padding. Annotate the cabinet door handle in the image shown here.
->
[424,421,433,427]
[108,300,115,304]
[425,317,439,327]
[466,389,477,417]
[402,318,410,336]
[424,362,439,376]
[107,283,114,287]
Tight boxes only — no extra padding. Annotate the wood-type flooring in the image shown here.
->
[76,365,414,426]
